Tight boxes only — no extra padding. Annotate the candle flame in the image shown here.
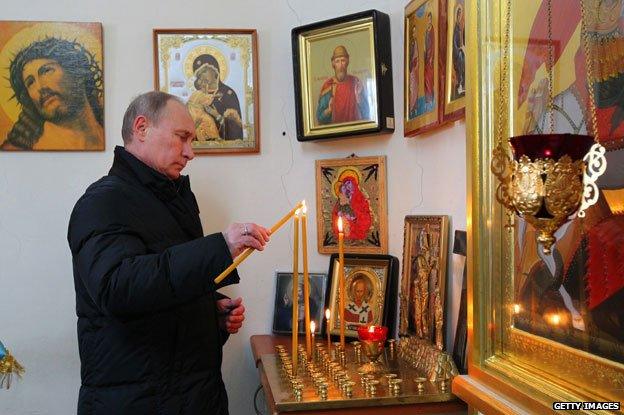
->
[512,304,521,314]
[368,326,375,333]
[301,200,307,214]
[550,314,561,325]
[325,309,330,320]
[310,321,316,333]
[337,216,343,232]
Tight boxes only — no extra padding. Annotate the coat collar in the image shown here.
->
[109,146,203,239]
[110,145,188,203]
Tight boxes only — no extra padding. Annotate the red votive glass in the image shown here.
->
[509,134,594,161]
[357,325,388,343]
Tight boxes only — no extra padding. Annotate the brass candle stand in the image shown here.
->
[264,338,459,411]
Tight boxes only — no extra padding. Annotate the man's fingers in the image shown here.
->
[216,298,232,313]
[227,314,245,323]
[248,225,267,245]
[254,225,270,242]
[226,321,243,330]
[247,223,270,244]
[229,305,245,316]
[243,235,264,251]
[230,297,242,307]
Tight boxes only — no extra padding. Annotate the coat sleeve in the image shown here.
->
[68,189,239,318]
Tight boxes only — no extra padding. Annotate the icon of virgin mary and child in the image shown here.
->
[331,169,373,241]
[187,54,243,141]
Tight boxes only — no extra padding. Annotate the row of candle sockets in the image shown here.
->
[274,340,403,401]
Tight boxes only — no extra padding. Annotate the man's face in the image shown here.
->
[22,58,84,122]
[332,56,349,81]
[143,100,196,180]
[354,281,367,302]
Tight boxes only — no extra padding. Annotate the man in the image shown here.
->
[316,45,369,125]
[2,37,104,150]
[67,91,269,414]
[345,275,373,325]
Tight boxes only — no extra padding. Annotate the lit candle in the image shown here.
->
[310,320,316,344]
[325,308,331,352]
[337,217,345,348]
[292,209,300,375]
[301,201,311,358]
[214,201,304,284]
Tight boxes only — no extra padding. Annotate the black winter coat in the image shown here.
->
[68,146,239,415]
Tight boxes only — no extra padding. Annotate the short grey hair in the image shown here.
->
[121,91,184,143]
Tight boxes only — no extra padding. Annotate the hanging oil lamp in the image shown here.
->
[491,0,607,254]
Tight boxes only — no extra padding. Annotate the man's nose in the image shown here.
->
[182,140,195,160]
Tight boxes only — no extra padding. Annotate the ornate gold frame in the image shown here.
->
[297,18,378,139]
[152,28,259,154]
[454,0,624,413]
[399,215,449,350]
[315,155,388,255]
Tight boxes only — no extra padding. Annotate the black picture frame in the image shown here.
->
[324,253,399,339]
[292,9,395,142]
[272,271,328,335]
[452,230,467,374]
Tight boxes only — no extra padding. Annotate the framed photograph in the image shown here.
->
[272,271,328,335]
[399,215,449,351]
[315,155,387,255]
[0,21,104,151]
[440,0,466,123]
[292,10,394,142]
[325,254,399,339]
[404,0,441,136]
[153,29,259,154]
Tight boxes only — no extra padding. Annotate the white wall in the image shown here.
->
[0,1,466,414]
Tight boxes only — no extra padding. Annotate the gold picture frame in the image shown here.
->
[454,0,624,412]
[326,254,399,339]
[404,0,441,136]
[153,29,259,154]
[315,155,388,255]
[441,0,466,123]
[399,216,449,351]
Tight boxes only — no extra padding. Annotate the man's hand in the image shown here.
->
[223,222,270,258]
[217,297,245,334]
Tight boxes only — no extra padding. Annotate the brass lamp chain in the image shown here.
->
[547,0,555,133]
[580,0,600,141]
[578,0,608,217]
[496,0,512,146]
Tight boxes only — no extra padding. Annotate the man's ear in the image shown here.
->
[133,115,149,142]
